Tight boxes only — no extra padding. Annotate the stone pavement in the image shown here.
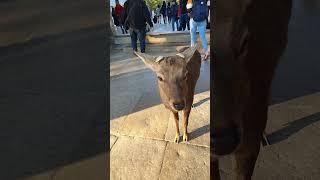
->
[24,91,320,180]
[110,91,210,180]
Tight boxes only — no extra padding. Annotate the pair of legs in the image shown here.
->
[190,18,209,59]
[171,16,179,31]
[172,107,191,143]
[162,14,167,23]
[157,15,161,24]
[129,28,146,53]
[179,13,190,31]
[120,24,127,34]
[168,16,172,24]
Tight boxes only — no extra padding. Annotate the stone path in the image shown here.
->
[110,91,210,180]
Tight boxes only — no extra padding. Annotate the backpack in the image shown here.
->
[192,0,208,22]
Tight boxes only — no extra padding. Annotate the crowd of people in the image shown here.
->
[153,0,191,32]
[111,0,210,60]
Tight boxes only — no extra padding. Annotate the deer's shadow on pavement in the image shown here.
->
[267,112,320,145]
[186,97,210,141]
[188,124,210,141]
[192,97,210,108]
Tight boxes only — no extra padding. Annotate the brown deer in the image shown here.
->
[135,45,201,143]
[211,0,292,179]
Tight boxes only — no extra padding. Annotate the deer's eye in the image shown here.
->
[157,76,163,81]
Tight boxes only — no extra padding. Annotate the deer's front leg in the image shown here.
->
[183,107,191,142]
[234,141,260,180]
[173,112,180,143]
[212,157,221,180]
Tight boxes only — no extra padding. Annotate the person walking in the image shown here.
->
[179,0,190,31]
[177,2,181,30]
[115,0,127,34]
[187,0,209,60]
[111,6,119,27]
[156,5,161,24]
[123,0,153,53]
[167,2,172,24]
[170,1,179,31]
[160,1,167,24]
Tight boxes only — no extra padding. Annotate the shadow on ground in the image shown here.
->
[188,124,210,141]
[267,112,320,145]
[193,97,210,108]
[0,24,107,179]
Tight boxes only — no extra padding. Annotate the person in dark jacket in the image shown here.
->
[179,0,190,31]
[170,0,179,31]
[111,7,119,27]
[167,2,172,24]
[160,1,167,24]
[123,0,153,53]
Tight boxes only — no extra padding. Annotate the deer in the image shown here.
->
[211,0,293,179]
[135,45,201,143]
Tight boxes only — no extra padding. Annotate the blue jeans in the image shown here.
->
[171,17,179,31]
[190,18,208,54]
[129,28,146,53]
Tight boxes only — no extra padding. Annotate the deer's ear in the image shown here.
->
[178,44,200,64]
[135,52,161,72]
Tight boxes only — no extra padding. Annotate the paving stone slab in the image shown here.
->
[165,91,210,147]
[120,103,171,140]
[110,74,157,135]
[253,121,320,179]
[159,143,210,180]
[53,153,107,180]
[111,84,172,140]
[110,87,142,121]
[267,92,320,133]
[110,57,144,77]
[110,136,167,180]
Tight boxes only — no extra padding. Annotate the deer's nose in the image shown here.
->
[173,103,185,111]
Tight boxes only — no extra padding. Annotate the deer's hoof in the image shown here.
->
[183,133,188,142]
[174,134,180,143]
